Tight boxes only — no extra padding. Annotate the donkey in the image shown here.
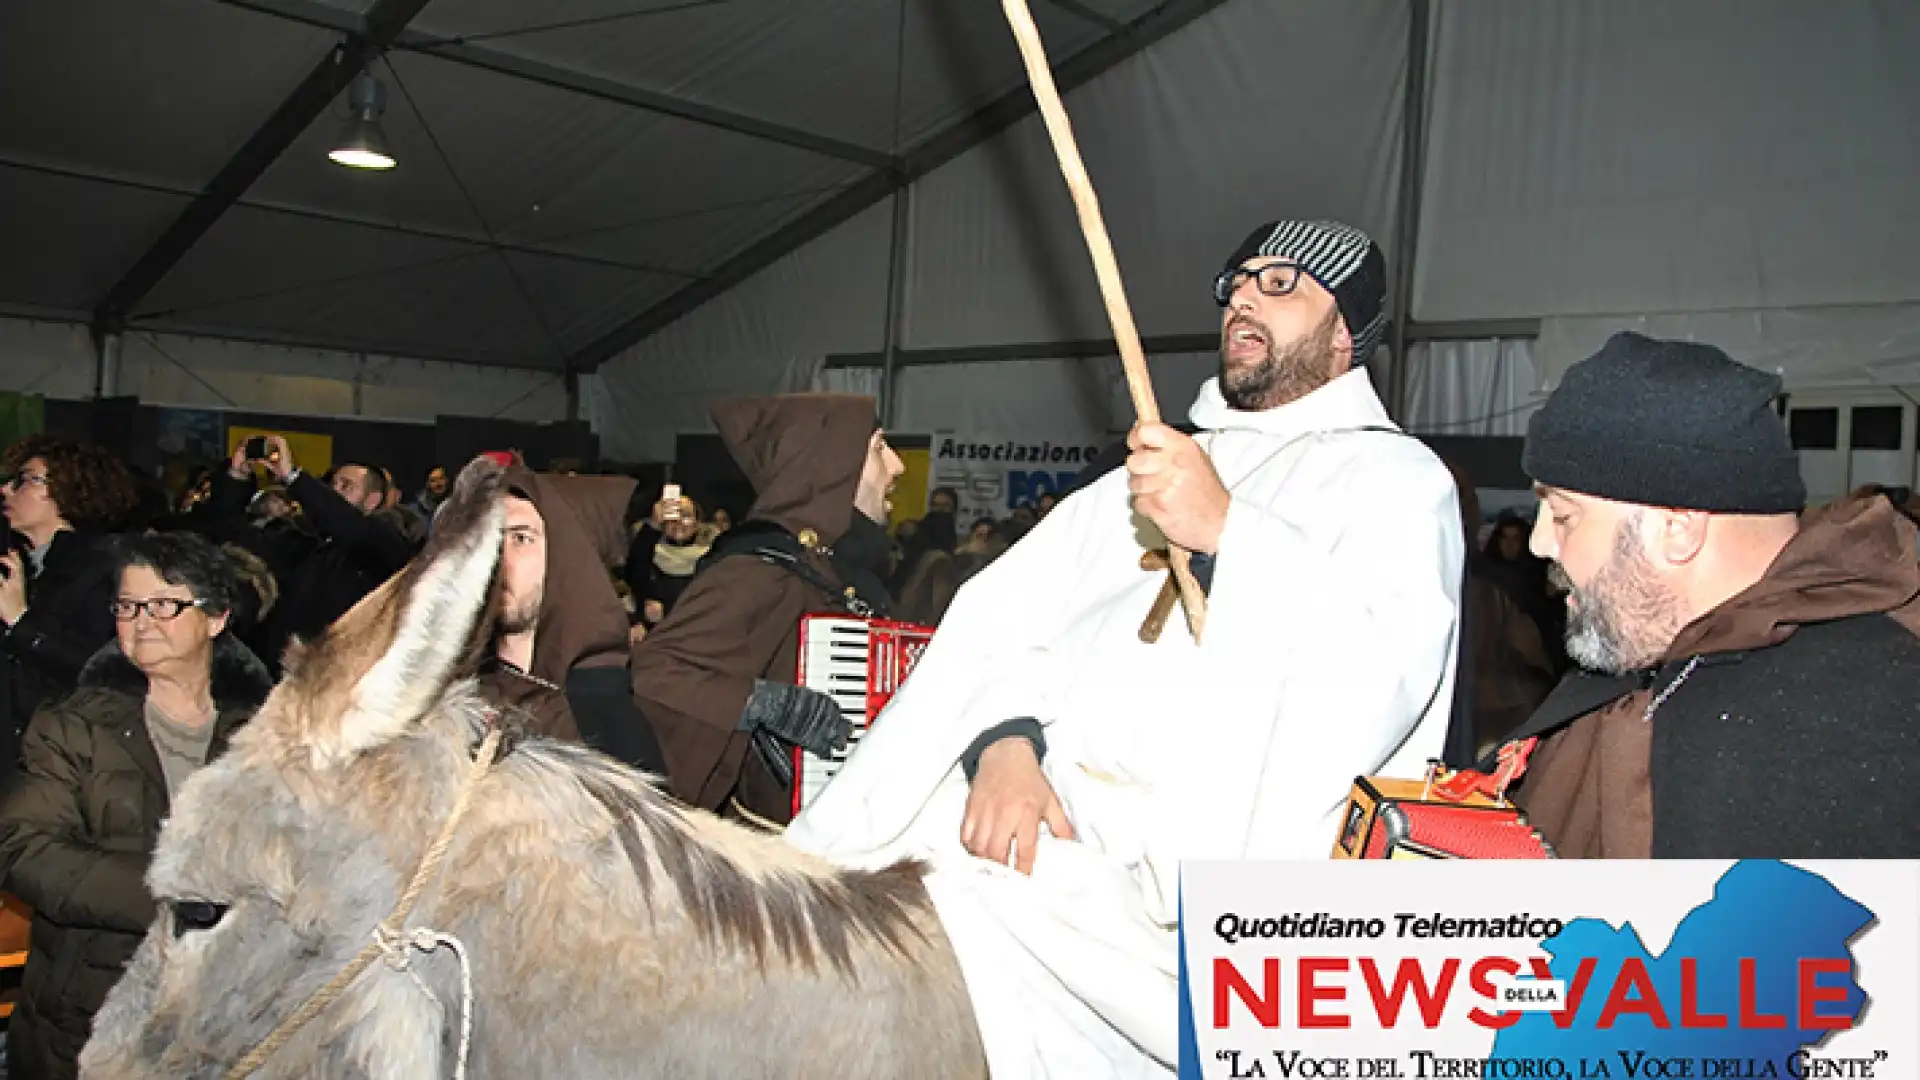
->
[80,458,985,1080]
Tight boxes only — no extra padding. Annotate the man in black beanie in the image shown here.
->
[1495,331,1919,860]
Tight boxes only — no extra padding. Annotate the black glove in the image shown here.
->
[737,679,850,759]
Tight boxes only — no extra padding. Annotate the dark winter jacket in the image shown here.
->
[1,530,121,786]
[0,635,271,1080]
[1505,495,1920,859]
[631,394,891,823]
[210,470,413,673]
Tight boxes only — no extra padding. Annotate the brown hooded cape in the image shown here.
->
[630,393,876,822]
[480,466,648,757]
[1511,495,1920,858]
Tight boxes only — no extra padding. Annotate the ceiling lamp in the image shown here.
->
[328,71,396,170]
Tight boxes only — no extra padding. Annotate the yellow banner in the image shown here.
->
[226,426,334,481]
[889,436,932,532]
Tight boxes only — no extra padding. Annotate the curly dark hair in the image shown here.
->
[3,435,140,530]
[112,531,245,622]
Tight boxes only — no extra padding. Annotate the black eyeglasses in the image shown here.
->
[1212,262,1303,306]
[111,597,209,622]
[3,472,48,492]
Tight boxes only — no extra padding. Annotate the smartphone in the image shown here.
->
[662,483,682,522]
[244,436,269,461]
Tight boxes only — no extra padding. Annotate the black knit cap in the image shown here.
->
[1220,220,1389,366]
[1523,332,1805,513]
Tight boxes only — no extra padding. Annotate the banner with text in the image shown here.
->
[1181,860,1918,1080]
[930,429,1108,521]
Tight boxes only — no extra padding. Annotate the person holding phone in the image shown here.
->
[622,486,715,628]
[207,435,414,673]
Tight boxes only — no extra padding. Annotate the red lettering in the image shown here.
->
[1213,958,1279,1029]
[1361,958,1457,1029]
[1739,958,1787,1029]
[1299,958,1351,1029]
[1596,957,1671,1029]
[1537,957,1597,1029]
[1797,958,1853,1031]
[1469,957,1523,1029]
[1680,958,1728,1029]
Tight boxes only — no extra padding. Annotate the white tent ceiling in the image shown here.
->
[5,0,1918,454]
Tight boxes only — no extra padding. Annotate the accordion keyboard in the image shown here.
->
[795,617,875,812]
[791,615,936,817]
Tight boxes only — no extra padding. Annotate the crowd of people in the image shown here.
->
[0,214,1914,1078]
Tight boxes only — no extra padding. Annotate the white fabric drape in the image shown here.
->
[1403,339,1542,437]
[811,365,884,398]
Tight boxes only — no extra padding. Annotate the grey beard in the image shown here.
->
[1553,521,1680,675]
[1220,307,1340,411]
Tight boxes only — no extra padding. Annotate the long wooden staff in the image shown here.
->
[999,0,1209,643]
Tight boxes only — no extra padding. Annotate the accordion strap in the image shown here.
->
[698,522,876,618]
[1430,737,1540,803]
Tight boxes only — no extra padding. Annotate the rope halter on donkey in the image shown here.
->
[223,724,505,1080]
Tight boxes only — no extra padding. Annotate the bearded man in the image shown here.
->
[1498,332,1920,859]
[787,219,1464,1077]
[479,464,666,773]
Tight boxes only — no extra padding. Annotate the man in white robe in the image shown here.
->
[786,219,1465,1077]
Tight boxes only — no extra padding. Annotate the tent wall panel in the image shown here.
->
[0,318,569,425]
[1537,306,1920,395]
[1416,0,1920,322]
[589,202,895,462]
[0,319,97,399]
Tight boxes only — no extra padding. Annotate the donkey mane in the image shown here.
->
[483,714,931,979]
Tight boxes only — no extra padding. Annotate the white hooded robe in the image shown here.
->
[786,370,1465,1077]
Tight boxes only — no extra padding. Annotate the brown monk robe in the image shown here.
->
[478,463,666,774]
[632,394,894,825]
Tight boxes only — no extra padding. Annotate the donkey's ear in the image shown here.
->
[321,456,507,764]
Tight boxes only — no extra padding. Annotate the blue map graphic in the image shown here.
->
[1489,861,1874,1065]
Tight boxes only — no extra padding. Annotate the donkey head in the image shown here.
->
[81,457,511,1080]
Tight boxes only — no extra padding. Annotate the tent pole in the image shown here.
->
[93,328,122,400]
[878,185,911,427]
[1388,0,1433,424]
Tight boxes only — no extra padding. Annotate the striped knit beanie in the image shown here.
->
[1220,220,1388,366]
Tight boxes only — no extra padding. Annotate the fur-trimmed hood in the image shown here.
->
[77,633,275,713]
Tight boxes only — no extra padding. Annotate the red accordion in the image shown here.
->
[1331,740,1555,860]
[791,614,936,817]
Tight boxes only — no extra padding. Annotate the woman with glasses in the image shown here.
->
[1,437,139,788]
[0,532,271,1080]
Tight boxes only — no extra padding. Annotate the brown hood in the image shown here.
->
[502,465,638,685]
[1666,493,1920,661]
[709,393,875,544]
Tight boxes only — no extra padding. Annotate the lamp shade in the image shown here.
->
[328,71,396,170]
